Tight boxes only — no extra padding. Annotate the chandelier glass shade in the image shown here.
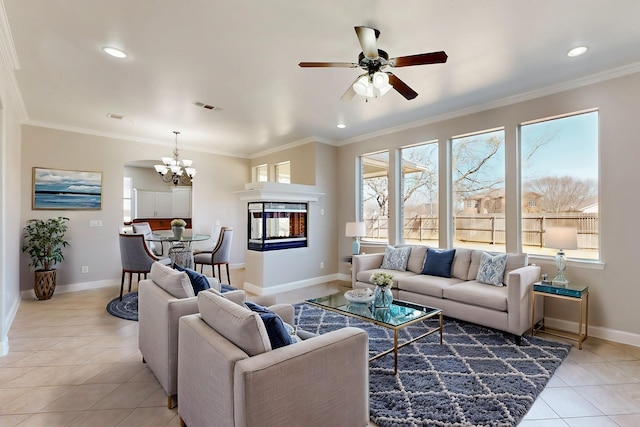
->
[154,131,196,186]
[352,71,393,99]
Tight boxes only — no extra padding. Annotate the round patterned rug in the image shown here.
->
[106,292,138,321]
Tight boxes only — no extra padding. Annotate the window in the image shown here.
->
[360,151,389,242]
[253,164,268,182]
[401,142,438,245]
[521,110,599,260]
[123,177,132,223]
[452,129,505,251]
[274,161,291,183]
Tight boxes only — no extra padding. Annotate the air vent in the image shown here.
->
[107,113,125,120]
[194,102,223,112]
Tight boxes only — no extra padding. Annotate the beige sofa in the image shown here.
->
[353,246,543,342]
[178,291,370,427]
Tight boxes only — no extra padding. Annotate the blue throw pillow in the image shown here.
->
[244,301,293,350]
[421,248,456,278]
[173,264,210,295]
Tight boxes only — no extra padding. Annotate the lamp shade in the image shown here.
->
[345,222,366,237]
[544,227,578,250]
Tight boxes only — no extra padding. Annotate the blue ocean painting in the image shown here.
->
[33,168,102,210]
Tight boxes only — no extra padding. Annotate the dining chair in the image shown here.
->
[131,221,164,256]
[193,226,233,285]
[118,233,171,300]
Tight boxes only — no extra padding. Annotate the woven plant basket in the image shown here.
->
[34,270,56,300]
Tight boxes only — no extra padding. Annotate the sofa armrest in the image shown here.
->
[506,265,542,336]
[352,253,384,287]
[268,303,295,326]
[234,327,369,427]
[207,276,221,292]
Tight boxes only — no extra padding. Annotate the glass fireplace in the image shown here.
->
[248,202,307,251]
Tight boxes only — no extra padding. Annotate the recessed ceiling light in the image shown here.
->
[102,46,128,59]
[567,46,588,58]
[337,123,346,129]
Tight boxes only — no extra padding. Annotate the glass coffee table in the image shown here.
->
[307,292,443,374]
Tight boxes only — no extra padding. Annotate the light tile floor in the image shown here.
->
[2,269,639,426]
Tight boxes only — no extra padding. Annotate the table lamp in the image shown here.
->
[345,222,366,255]
[544,226,578,287]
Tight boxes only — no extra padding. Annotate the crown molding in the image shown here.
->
[248,136,336,159]
[338,62,640,146]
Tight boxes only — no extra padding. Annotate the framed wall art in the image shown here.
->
[33,167,102,210]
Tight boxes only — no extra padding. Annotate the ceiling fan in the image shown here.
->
[299,26,447,101]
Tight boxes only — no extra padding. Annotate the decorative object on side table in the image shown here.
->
[371,272,393,309]
[21,216,70,300]
[345,221,366,255]
[171,218,186,240]
[544,226,578,286]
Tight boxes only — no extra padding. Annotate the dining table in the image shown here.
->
[146,230,210,269]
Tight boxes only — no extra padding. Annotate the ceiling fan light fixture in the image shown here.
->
[372,71,389,88]
[353,75,370,96]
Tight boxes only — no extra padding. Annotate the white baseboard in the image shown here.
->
[544,317,640,347]
[337,273,352,282]
[20,279,117,300]
[1,295,19,356]
[244,273,341,296]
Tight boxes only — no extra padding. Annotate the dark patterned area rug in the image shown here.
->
[294,303,572,427]
[106,292,138,321]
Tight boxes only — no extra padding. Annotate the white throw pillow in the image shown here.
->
[149,262,195,298]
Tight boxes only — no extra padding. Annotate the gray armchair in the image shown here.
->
[132,221,163,256]
[139,262,285,409]
[118,233,171,300]
[194,226,233,285]
[177,291,370,427]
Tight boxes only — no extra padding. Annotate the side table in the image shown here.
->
[531,282,589,349]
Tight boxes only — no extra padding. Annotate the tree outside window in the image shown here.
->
[361,151,389,242]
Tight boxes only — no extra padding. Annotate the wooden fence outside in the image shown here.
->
[365,213,599,249]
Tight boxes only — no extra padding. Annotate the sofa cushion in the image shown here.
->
[406,246,428,274]
[380,245,411,271]
[442,281,508,312]
[356,269,416,288]
[149,262,195,299]
[476,252,508,286]
[244,301,293,350]
[397,275,464,298]
[422,248,456,278]
[451,248,472,280]
[197,291,271,356]
[174,264,210,295]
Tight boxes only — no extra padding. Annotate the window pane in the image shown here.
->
[401,142,438,245]
[452,129,505,251]
[521,111,599,260]
[361,151,389,242]
[255,164,268,182]
[275,161,290,183]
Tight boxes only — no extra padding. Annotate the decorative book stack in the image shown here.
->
[533,282,588,298]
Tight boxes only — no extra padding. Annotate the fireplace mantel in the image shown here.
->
[235,182,324,202]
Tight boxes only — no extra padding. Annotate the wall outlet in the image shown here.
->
[89,220,102,227]
[320,262,324,269]
[81,266,89,273]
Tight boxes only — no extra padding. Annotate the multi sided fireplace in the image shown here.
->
[248,201,307,251]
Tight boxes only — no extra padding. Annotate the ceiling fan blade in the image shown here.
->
[298,62,358,68]
[355,26,380,59]
[388,73,418,100]
[389,51,448,67]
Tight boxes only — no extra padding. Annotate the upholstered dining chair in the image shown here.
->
[193,226,233,285]
[118,233,171,301]
[131,221,163,256]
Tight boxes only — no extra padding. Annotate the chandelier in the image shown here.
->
[352,71,393,99]
[154,131,196,186]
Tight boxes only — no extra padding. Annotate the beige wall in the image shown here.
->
[19,126,250,292]
[250,142,316,185]
[337,71,640,341]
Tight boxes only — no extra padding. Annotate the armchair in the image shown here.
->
[118,233,171,301]
[177,291,370,427]
[139,262,285,409]
[193,226,233,285]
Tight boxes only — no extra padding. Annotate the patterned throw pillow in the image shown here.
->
[380,246,411,271]
[476,252,508,286]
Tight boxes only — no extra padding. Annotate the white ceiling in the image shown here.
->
[4,0,640,158]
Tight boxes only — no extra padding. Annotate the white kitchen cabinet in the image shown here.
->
[135,188,191,218]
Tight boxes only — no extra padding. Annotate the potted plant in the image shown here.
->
[21,217,70,300]
[171,218,186,240]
